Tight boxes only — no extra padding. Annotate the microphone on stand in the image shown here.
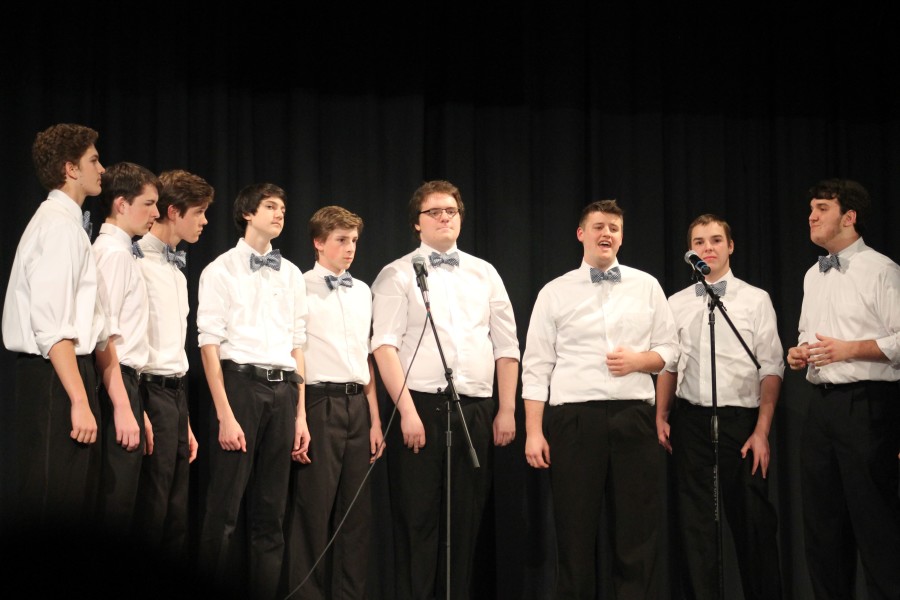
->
[684,250,711,275]
[412,255,429,291]
[412,255,430,307]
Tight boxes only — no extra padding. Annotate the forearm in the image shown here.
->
[495,357,519,415]
[637,350,665,374]
[373,345,417,416]
[200,345,232,421]
[291,347,306,420]
[94,339,130,409]
[523,399,546,436]
[47,339,89,405]
[755,375,781,437]
[655,370,677,421]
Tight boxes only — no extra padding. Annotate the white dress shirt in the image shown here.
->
[137,233,189,377]
[2,189,107,357]
[798,237,900,384]
[371,243,520,397]
[522,260,677,405]
[197,238,307,370]
[667,270,784,408]
[303,263,372,385]
[93,223,150,370]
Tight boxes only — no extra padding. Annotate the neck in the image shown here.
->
[586,257,615,271]
[59,184,85,207]
[426,240,455,254]
[317,260,345,276]
[824,233,860,255]
[150,220,182,248]
[104,218,139,238]
[244,229,274,255]
[705,266,729,282]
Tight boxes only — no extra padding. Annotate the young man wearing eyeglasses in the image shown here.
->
[371,180,520,600]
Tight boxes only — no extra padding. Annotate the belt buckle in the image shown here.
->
[266,369,284,382]
[345,383,358,395]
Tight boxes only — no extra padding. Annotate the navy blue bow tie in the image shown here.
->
[695,280,727,297]
[131,241,144,259]
[164,245,187,269]
[250,250,282,272]
[325,272,354,290]
[429,251,460,268]
[818,254,841,273]
[590,266,621,283]
[82,210,92,238]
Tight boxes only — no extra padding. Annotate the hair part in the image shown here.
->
[806,178,870,235]
[157,169,215,222]
[579,199,623,228]
[686,213,732,249]
[232,182,287,235]
[32,123,99,191]
[408,180,465,240]
[97,162,160,218]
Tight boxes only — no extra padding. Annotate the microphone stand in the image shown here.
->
[414,271,480,600]
[692,269,761,600]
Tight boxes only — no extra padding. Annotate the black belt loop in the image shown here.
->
[140,373,185,390]
[220,359,303,385]
[307,382,362,396]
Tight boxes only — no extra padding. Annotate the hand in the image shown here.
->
[187,422,198,463]
[143,411,154,456]
[400,410,426,453]
[70,400,98,445]
[114,403,142,451]
[218,414,247,452]
[524,432,551,469]
[493,410,516,447]
[292,416,311,463]
[807,333,852,368]
[787,345,810,370]
[369,421,385,463]
[741,430,771,478]
[656,418,672,454]
[607,347,640,377]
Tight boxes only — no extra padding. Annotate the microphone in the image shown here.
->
[412,255,429,292]
[684,250,711,275]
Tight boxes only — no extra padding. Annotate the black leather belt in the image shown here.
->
[221,359,303,384]
[120,364,139,379]
[307,382,362,396]
[141,373,185,390]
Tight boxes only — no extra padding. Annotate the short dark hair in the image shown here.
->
[32,123,99,191]
[157,170,215,222]
[408,180,465,240]
[686,213,732,249]
[579,199,623,228]
[806,178,870,235]
[98,162,160,218]
[233,182,287,234]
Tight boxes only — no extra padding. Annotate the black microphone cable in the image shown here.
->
[282,315,429,600]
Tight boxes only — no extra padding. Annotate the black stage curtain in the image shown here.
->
[2,4,898,599]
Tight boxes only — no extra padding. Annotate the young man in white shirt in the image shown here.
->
[197,182,308,600]
[92,162,160,534]
[787,179,900,600]
[282,205,384,600]
[656,214,784,600]
[371,180,519,600]
[2,123,108,531]
[133,169,213,562]
[522,199,677,600]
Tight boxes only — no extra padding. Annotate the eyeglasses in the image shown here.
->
[419,207,460,219]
